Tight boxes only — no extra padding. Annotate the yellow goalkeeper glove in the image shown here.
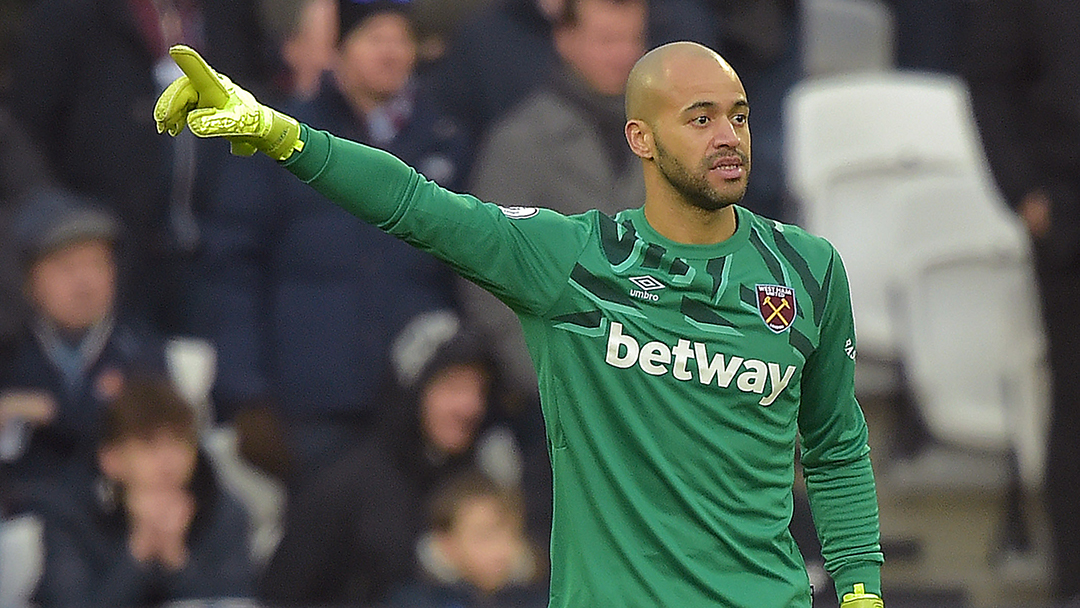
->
[154,45,304,162]
[840,584,884,608]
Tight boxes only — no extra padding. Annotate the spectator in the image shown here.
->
[461,0,647,401]
[0,188,165,506]
[961,0,1080,602]
[196,0,468,494]
[6,0,272,336]
[29,374,255,607]
[428,0,712,146]
[258,311,544,607]
[387,469,549,608]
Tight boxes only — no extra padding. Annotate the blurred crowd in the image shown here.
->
[0,0,1077,607]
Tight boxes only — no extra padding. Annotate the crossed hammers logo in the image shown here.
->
[756,285,796,333]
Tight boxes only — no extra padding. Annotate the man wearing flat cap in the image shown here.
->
[0,187,165,505]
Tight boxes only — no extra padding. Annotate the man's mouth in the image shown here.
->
[710,156,745,180]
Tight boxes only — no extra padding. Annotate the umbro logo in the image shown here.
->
[629,275,664,301]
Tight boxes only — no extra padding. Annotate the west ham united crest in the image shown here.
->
[756,284,796,333]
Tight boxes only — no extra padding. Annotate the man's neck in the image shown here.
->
[643,193,738,245]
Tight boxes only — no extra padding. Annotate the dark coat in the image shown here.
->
[29,454,254,608]
[196,76,468,422]
[426,0,559,144]
[0,107,55,364]
[961,0,1080,599]
[961,0,1080,264]
[0,320,165,501]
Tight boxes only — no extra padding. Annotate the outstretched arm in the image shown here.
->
[154,46,588,317]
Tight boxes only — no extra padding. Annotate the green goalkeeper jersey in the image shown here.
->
[286,127,883,607]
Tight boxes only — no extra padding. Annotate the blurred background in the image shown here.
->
[1,1,1076,607]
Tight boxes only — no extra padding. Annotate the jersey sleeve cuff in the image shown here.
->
[832,562,882,599]
[282,123,330,183]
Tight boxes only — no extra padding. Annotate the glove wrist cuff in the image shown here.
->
[260,110,304,162]
[840,584,883,608]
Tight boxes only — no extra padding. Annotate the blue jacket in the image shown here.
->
[197,76,470,421]
[0,319,165,499]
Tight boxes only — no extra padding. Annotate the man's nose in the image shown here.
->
[711,119,741,148]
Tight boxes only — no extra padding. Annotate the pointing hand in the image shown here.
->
[154,45,304,161]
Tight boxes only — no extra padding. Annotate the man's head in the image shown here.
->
[13,188,119,333]
[98,375,199,492]
[430,470,529,595]
[334,0,417,108]
[553,0,647,96]
[625,42,751,212]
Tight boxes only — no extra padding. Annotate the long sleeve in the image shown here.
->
[958,0,1035,210]
[796,248,883,597]
[283,126,589,315]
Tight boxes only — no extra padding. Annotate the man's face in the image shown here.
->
[335,12,417,102]
[28,240,116,332]
[421,363,489,456]
[554,0,647,96]
[648,56,751,211]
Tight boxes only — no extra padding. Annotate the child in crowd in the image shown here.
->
[29,374,255,607]
[388,468,549,608]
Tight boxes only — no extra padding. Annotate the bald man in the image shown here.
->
[155,41,884,607]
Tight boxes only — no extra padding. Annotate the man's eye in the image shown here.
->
[732,114,748,125]
[693,115,710,125]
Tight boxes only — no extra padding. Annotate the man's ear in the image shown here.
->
[625,119,654,160]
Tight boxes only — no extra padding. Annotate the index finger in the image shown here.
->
[169,44,229,109]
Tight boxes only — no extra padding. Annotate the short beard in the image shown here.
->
[654,137,748,212]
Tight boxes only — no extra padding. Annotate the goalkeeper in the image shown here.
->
[156,41,884,607]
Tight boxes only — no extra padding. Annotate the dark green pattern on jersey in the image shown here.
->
[774,226,830,325]
[680,296,738,331]
[286,128,885,608]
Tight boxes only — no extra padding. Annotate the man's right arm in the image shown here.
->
[283,126,587,315]
[155,45,588,315]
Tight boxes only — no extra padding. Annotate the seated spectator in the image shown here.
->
[29,374,255,607]
[197,0,467,497]
[387,469,549,608]
[259,311,546,607]
[0,188,165,505]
